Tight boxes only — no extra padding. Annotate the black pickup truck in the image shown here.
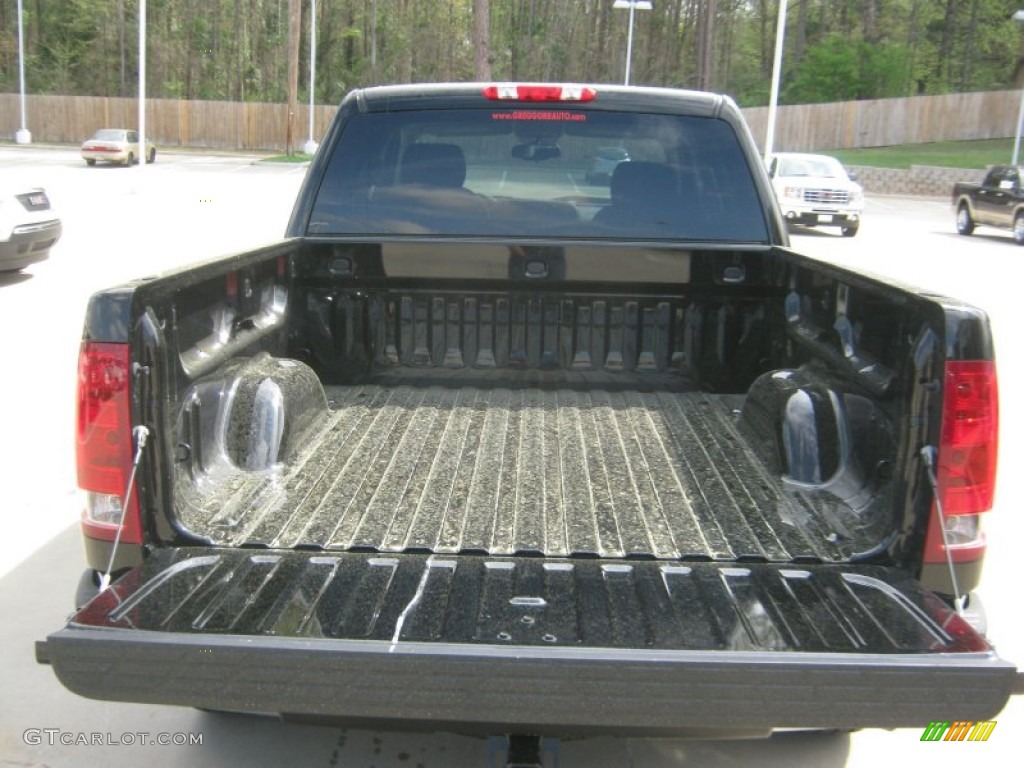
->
[953,164,1024,244]
[38,83,1020,743]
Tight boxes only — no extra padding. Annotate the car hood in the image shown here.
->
[773,174,862,192]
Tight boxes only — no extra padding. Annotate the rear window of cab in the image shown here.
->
[309,108,769,243]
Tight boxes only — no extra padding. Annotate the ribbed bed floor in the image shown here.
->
[181,384,875,562]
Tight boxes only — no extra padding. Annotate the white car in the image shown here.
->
[768,152,863,237]
[0,185,62,272]
[81,128,156,167]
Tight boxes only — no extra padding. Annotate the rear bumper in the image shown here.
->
[0,219,61,269]
[37,629,1018,733]
[82,150,129,163]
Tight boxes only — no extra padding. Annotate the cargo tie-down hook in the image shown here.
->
[920,445,964,616]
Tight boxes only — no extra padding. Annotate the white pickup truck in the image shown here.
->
[769,152,864,237]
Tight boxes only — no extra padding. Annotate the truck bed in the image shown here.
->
[179,376,879,563]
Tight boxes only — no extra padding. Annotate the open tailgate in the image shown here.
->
[37,548,1020,733]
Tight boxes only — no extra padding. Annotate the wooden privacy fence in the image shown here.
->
[1,90,1022,153]
[743,90,1021,152]
[0,94,337,152]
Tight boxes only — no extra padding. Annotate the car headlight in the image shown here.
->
[850,186,863,204]
[782,186,804,201]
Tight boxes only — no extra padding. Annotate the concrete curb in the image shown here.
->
[0,140,275,162]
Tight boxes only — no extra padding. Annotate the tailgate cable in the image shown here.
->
[920,445,964,616]
[99,425,150,592]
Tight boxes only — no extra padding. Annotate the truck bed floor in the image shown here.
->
[180,384,879,562]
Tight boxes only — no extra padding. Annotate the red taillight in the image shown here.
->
[483,84,597,102]
[76,342,142,544]
[938,361,998,515]
[924,360,998,564]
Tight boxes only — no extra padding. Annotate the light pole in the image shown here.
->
[15,0,30,143]
[763,0,788,164]
[137,0,146,186]
[1013,10,1024,165]
[613,1,652,86]
[303,0,318,155]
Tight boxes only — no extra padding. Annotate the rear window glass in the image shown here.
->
[309,108,768,243]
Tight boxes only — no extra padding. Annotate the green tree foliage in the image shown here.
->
[1,0,1022,106]
[785,36,908,102]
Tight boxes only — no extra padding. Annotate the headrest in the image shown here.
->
[610,161,677,203]
[400,143,467,188]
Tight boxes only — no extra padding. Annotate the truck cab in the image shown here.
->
[954,164,1024,244]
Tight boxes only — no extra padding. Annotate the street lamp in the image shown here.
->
[15,0,30,143]
[763,0,788,164]
[303,0,318,155]
[613,1,652,86]
[1013,10,1024,165]
[137,0,146,186]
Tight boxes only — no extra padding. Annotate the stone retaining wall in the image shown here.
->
[848,164,983,198]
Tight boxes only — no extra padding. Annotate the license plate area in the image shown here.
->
[17,192,50,211]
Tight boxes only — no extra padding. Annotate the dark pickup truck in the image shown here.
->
[38,83,1021,744]
[953,164,1024,244]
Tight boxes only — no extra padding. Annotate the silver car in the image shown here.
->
[585,147,630,185]
[81,129,156,167]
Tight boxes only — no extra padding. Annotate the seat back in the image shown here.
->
[368,143,485,232]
